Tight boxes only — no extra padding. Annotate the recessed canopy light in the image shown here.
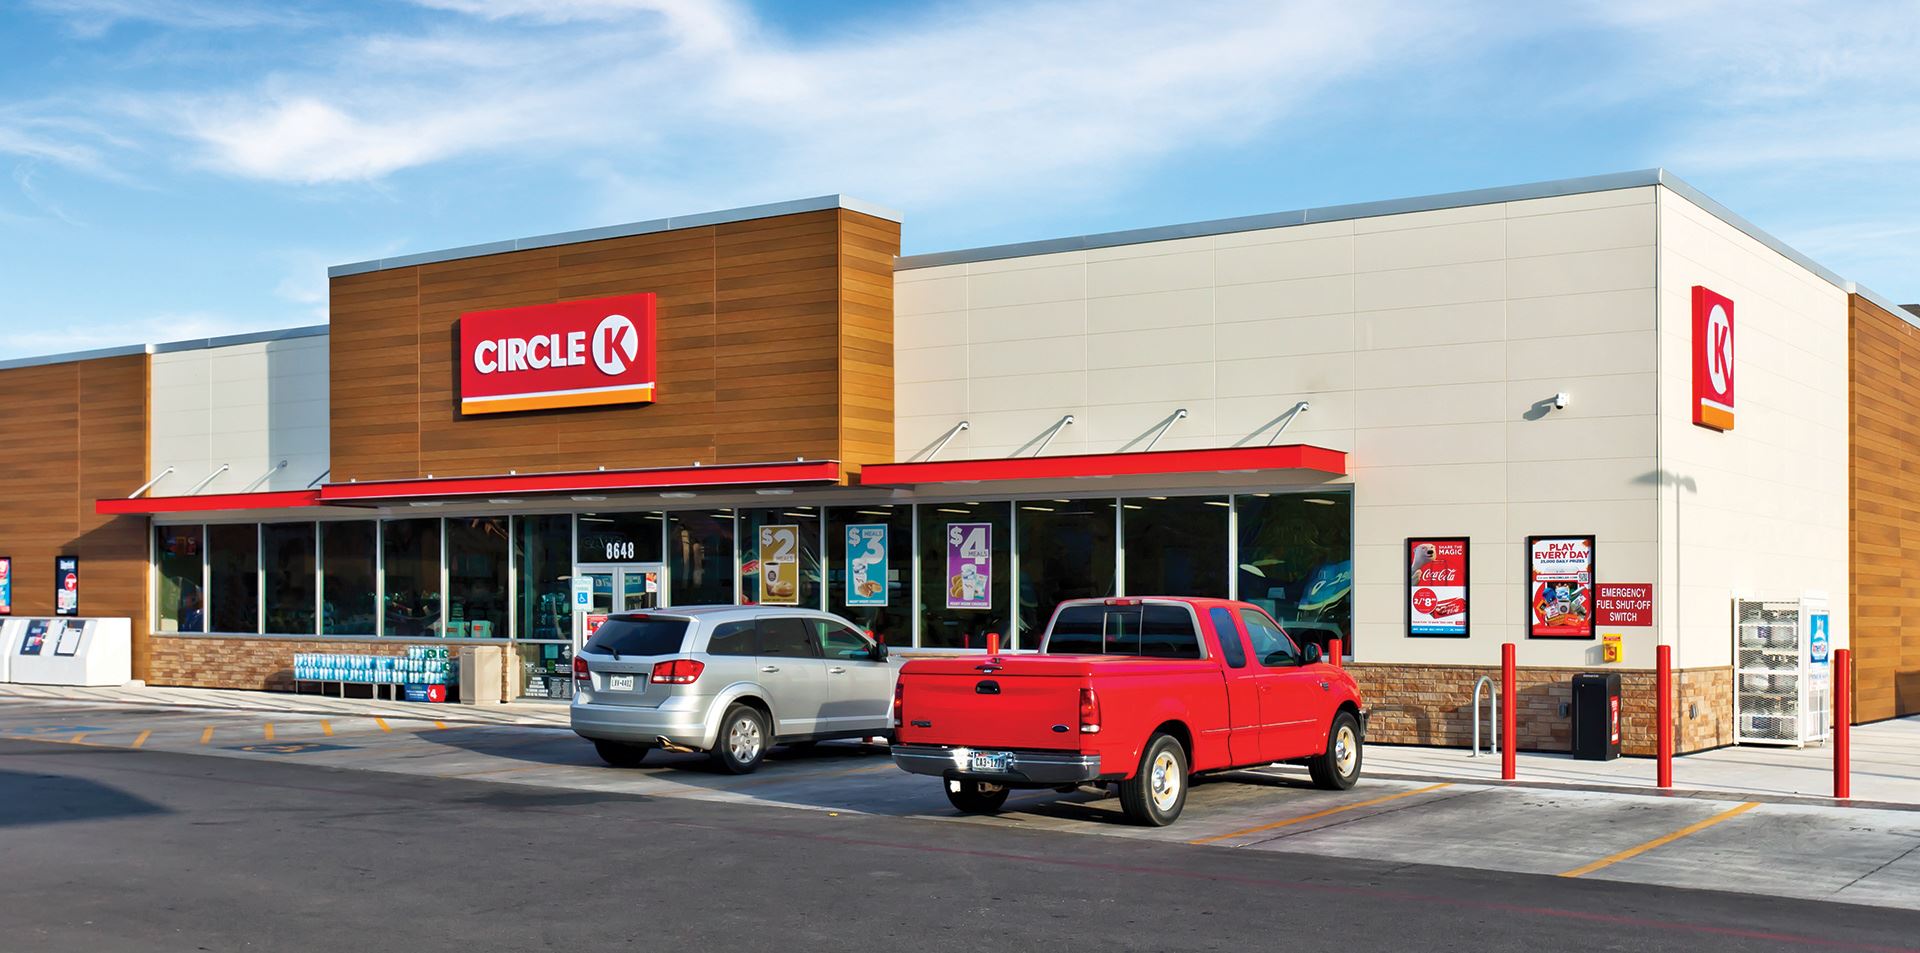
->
[408,501,442,507]
[1022,506,1055,512]
[937,508,969,514]
[756,488,794,496]
[1304,498,1338,506]
[855,510,892,516]
[660,492,697,499]
[571,495,607,502]
[487,498,524,505]
[1203,500,1230,507]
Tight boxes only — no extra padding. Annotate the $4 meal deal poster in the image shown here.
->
[1406,538,1468,637]
[946,523,991,610]
[1528,535,1594,639]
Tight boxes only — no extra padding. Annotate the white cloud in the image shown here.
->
[27,0,315,36]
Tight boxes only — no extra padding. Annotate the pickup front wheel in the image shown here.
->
[1308,711,1363,790]
[1119,733,1188,826]
[946,779,1010,814]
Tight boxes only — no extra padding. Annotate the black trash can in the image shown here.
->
[1570,672,1622,761]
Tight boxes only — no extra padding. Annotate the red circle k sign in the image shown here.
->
[458,293,657,415]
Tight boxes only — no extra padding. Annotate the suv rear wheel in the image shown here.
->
[945,778,1010,814]
[711,704,769,774]
[1119,733,1188,826]
[592,739,651,768]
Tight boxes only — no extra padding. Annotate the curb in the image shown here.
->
[1361,768,1918,813]
[0,691,571,732]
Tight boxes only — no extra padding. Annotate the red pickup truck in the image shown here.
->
[890,597,1366,826]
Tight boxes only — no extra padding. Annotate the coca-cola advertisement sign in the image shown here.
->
[1406,538,1468,638]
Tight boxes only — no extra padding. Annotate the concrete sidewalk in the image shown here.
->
[1367,716,1920,807]
[0,682,571,728]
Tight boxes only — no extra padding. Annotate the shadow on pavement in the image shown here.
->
[0,764,170,828]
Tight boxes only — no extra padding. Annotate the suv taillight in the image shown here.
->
[1079,687,1101,733]
[572,655,589,683]
[892,683,904,727]
[650,659,705,685]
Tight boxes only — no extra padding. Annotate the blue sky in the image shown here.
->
[2,0,1916,359]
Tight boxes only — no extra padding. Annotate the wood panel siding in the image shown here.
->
[0,353,151,677]
[330,209,901,482]
[1849,293,1920,722]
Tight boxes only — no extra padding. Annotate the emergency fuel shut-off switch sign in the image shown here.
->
[457,292,657,415]
[1692,285,1734,431]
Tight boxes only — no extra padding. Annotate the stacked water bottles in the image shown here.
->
[293,646,455,686]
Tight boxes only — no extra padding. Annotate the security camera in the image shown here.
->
[1552,392,1569,411]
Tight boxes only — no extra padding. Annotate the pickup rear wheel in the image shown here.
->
[1119,733,1188,826]
[946,779,1011,814]
[1308,711,1363,790]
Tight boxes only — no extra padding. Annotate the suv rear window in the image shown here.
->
[1044,603,1202,659]
[585,617,690,657]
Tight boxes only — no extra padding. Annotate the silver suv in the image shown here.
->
[569,605,900,774]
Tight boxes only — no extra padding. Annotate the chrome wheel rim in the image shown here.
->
[1149,750,1181,811]
[1334,725,1358,776]
[728,716,763,763]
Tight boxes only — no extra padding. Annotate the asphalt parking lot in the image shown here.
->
[2,696,1915,912]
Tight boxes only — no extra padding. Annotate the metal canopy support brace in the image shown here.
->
[1141,409,1188,453]
[240,460,288,494]
[1030,414,1075,457]
[127,466,175,499]
[185,464,230,496]
[922,420,970,462]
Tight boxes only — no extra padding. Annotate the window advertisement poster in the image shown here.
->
[845,524,889,607]
[54,555,78,617]
[1527,535,1595,639]
[0,555,11,615]
[757,524,801,606]
[946,522,992,610]
[19,619,49,656]
[1406,538,1469,637]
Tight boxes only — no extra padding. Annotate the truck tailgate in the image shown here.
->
[899,659,1087,751]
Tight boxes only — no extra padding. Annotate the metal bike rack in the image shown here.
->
[1471,675,1499,758]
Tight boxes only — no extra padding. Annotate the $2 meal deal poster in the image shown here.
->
[1406,538,1468,637]
[1528,535,1594,639]
[946,523,991,610]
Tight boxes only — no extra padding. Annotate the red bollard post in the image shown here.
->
[1835,648,1851,800]
[1657,644,1673,789]
[1501,643,1517,781]
[1327,638,1343,668]
[986,631,1000,655]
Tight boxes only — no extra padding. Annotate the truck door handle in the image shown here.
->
[829,666,847,674]
[761,665,780,673]
[1318,681,1331,691]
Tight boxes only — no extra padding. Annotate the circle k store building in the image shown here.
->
[4,169,1916,754]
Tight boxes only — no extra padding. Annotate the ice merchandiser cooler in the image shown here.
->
[1571,672,1622,761]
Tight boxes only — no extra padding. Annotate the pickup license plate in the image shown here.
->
[608,675,636,692]
[968,750,1012,773]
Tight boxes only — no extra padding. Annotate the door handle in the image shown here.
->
[829,666,847,674]
[1318,681,1331,691]
[761,665,780,673]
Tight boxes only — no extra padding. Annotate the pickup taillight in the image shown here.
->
[572,656,589,683]
[650,659,705,685]
[1079,687,1101,733]
[891,682,904,727]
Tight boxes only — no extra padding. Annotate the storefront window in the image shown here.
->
[446,516,507,638]
[208,523,259,633]
[1017,499,1116,645]
[322,521,378,635]
[383,518,441,637]
[826,505,911,645]
[1236,492,1353,658]
[154,525,203,634]
[262,522,316,634]
[918,502,1011,649]
[515,642,575,701]
[1122,496,1228,598]
[737,506,821,608]
[668,510,733,606]
[515,515,573,641]
[576,511,662,564]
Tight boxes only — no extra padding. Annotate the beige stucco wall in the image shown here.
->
[149,333,330,496]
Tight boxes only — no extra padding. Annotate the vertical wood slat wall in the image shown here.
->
[1848,293,1920,722]
[0,353,151,677]
[329,208,901,483]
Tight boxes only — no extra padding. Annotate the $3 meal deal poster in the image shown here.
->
[1527,535,1594,639]
[1406,538,1468,637]
[946,522,991,610]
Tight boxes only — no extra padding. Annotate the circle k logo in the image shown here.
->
[1705,303,1732,394]
[592,314,640,376]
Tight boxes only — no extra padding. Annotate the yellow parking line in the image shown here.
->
[67,733,88,745]
[131,730,151,749]
[200,726,215,745]
[320,720,334,736]
[1189,783,1454,845]
[373,718,391,733]
[1559,802,1760,878]
[263,723,277,741]
[434,721,448,730]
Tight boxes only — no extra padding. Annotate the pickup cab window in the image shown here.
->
[1238,608,1300,667]
[1207,607,1248,668]
[1044,603,1202,659]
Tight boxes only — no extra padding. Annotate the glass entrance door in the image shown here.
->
[575,563,663,649]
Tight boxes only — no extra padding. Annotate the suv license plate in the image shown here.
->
[969,750,1012,773]
[608,675,636,692]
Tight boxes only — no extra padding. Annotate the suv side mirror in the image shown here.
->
[870,641,889,662]
[1302,643,1323,665]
